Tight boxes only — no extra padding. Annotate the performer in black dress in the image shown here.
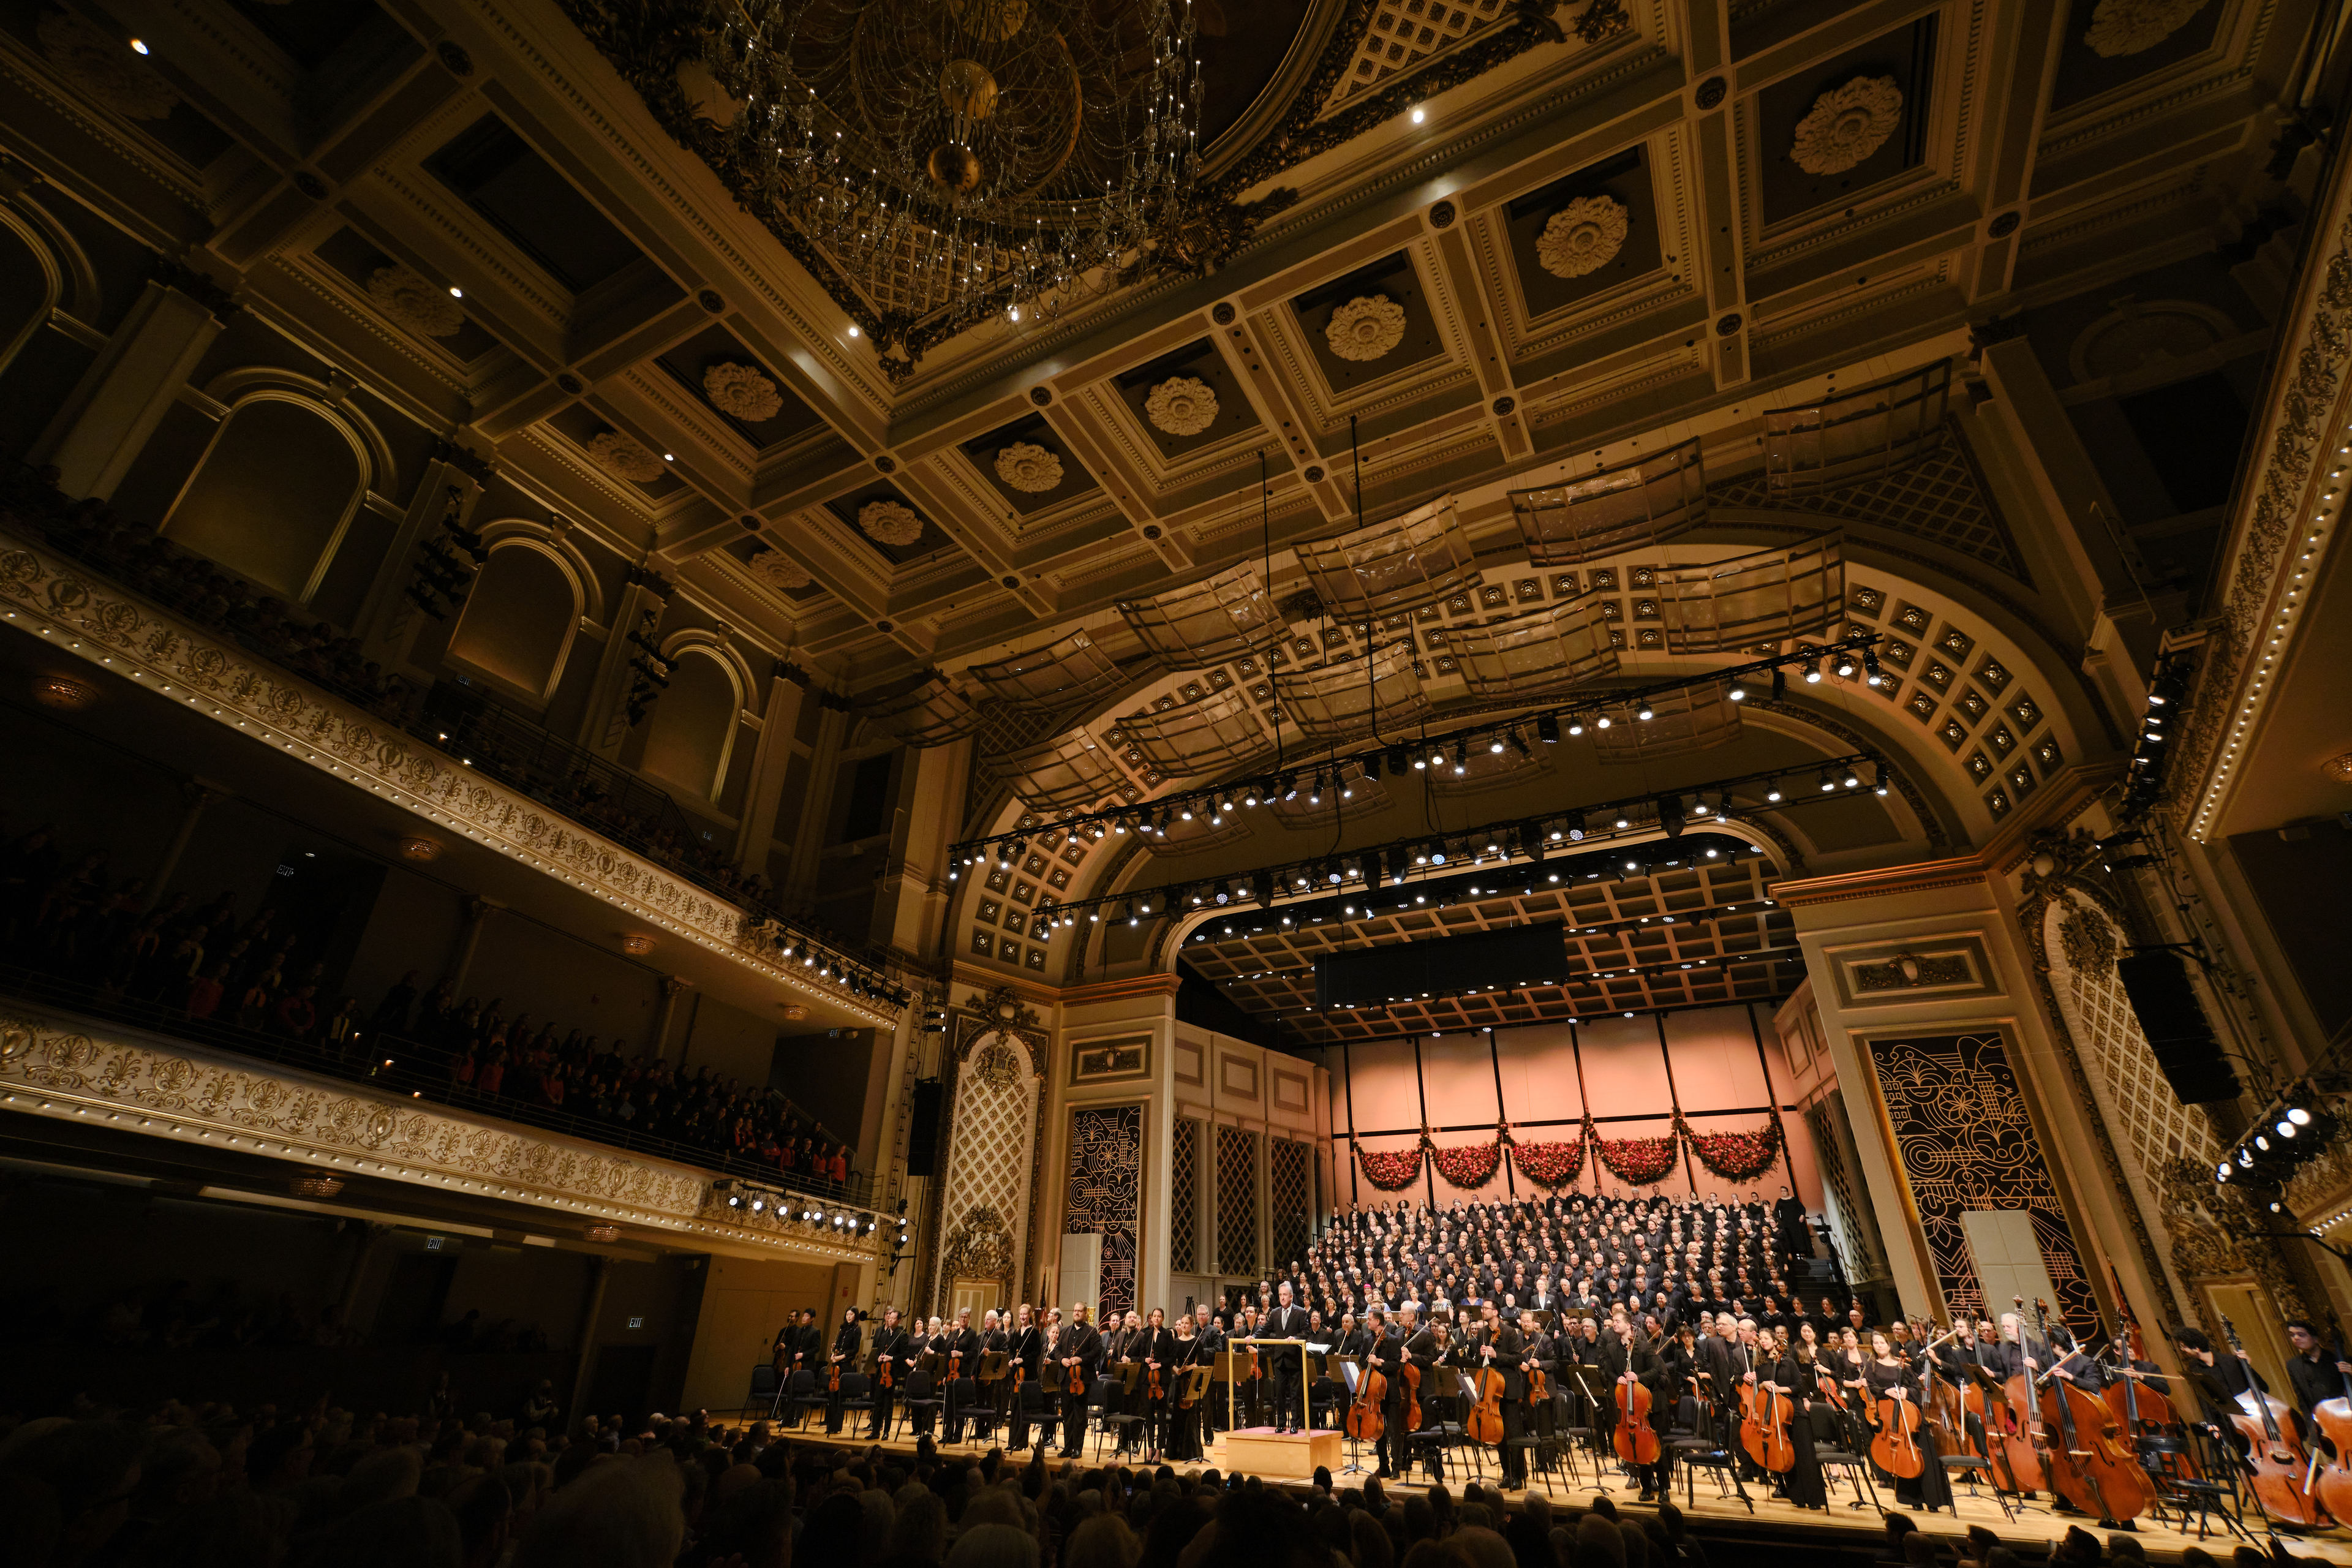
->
[1770,1339,1830,1510]
[823,1307,861,1434]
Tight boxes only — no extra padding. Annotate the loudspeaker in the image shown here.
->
[2114,951,2241,1105]
[907,1077,944,1175]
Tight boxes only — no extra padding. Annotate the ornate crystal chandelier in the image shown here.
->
[706,0,1204,369]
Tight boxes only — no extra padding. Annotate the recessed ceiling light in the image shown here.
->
[1409,105,1425,124]
[448,285,462,298]
[129,37,149,53]
[662,452,675,461]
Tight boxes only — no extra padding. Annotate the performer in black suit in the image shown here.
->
[1475,1305,1531,1488]
[943,1308,982,1443]
[865,1306,910,1439]
[1056,1303,1103,1458]
[1190,1302,1226,1441]
[1006,1304,1042,1450]
[1136,1306,1179,1461]
[1264,1282,1311,1433]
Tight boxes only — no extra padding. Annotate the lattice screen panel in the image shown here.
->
[1171,1117,1200,1274]
[1711,433,2022,578]
[1269,1138,1311,1272]
[1215,1124,1260,1276]
[2050,901,2217,1176]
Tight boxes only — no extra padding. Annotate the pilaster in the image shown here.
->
[37,277,227,500]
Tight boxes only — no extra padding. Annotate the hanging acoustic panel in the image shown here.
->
[1763,360,1952,493]
[1117,562,1288,670]
[1508,438,1706,565]
[996,727,1128,813]
[1590,680,1743,763]
[967,627,1128,712]
[1293,492,1480,620]
[1118,688,1274,777]
[1659,533,1845,653]
[1272,639,1430,743]
[1449,595,1619,698]
[860,669,981,747]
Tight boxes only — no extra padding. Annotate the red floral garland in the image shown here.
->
[1430,1138,1502,1190]
[1679,1116,1781,1182]
[1354,1139,1425,1191]
[1593,1121,1681,1186]
[1505,1126,1587,1189]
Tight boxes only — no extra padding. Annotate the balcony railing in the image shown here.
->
[0,963,872,1208]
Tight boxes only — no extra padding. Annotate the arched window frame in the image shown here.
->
[650,631,756,801]
[0,203,71,380]
[443,524,598,707]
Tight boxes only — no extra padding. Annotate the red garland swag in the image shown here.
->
[1679,1117,1781,1181]
[1354,1140,1424,1191]
[1430,1138,1502,1190]
[1593,1125,1680,1186]
[1505,1128,1586,1189]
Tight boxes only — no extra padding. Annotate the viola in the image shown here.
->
[2219,1316,2329,1528]
[1348,1352,1388,1442]
[1615,1369,1660,1466]
[1468,1362,1508,1446]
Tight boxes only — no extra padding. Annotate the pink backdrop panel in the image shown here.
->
[1664,1007,1769,1113]
[1576,1014,1689,1196]
[1496,1023,1586,1133]
[1344,1038,1423,1135]
[1423,1035,1506,1201]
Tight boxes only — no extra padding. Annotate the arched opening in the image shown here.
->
[640,648,740,801]
[445,540,578,704]
[163,397,365,604]
[0,216,58,377]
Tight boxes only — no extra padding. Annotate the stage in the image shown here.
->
[754,1412,2352,1564]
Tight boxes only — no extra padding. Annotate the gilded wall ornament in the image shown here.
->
[993,441,1064,493]
[39,10,179,121]
[366,265,466,338]
[1144,375,1218,436]
[1790,76,1904,177]
[747,547,812,592]
[703,361,785,422]
[1536,195,1630,279]
[2084,0,2208,58]
[1325,295,1408,361]
[587,431,665,483]
[859,499,925,547]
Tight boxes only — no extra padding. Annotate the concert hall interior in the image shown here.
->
[7,0,2352,1564]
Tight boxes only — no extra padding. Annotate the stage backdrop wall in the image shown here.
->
[1295,1004,1822,1213]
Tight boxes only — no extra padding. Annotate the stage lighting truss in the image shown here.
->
[1762,360,1952,494]
[1658,532,1845,654]
[1117,562,1289,671]
[1507,437,1707,566]
[1449,594,1619,698]
[967,627,1128,712]
[859,668,982,747]
[995,726,1129,814]
[1265,758,1385,824]
[1272,639,1431,744]
[1591,680,1743,764]
[1118,687,1276,778]
[1293,491,1482,620]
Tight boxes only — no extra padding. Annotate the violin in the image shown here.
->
[1468,1361,1509,1446]
[2218,1316,2329,1528]
[879,1343,895,1391]
[829,1353,843,1395]
[1348,1350,1388,1442]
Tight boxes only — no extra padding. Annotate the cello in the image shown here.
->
[2309,1336,2352,1523]
[1614,1330,1660,1468]
[1870,1349,1926,1481]
[2218,1316,2328,1527]
[1468,1359,1509,1446]
[1347,1346,1388,1443]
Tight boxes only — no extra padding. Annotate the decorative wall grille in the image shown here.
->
[1171,1117,1200,1274]
[1215,1123,1259,1276]
[1270,1137,1311,1270]
[1066,1103,1144,1318]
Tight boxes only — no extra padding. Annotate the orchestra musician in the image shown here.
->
[865,1306,910,1440]
[1006,1304,1042,1450]
[1055,1303,1103,1458]
[824,1306,862,1435]
[1191,1302,1226,1441]
[941,1306,980,1444]
[980,1308,1011,1435]
[1168,1310,1209,1461]
[1136,1305,1178,1462]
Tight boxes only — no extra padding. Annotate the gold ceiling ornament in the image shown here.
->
[1790,75,1904,177]
[2084,0,2208,58]
[859,499,926,547]
[37,10,179,121]
[703,360,785,421]
[1536,195,1631,279]
[587,431,666,483]
[1144,375,1218,435]
[366,265,466,337]
[1325,294,1408,361]
[993,440,1063,492]
[622,933,656,954]
[748,546,813,592]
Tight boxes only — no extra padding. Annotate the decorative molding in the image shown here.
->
[1821,934,2001,1009]
[1069,1033,1153,1086]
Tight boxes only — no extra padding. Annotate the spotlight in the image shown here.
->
[1766,782,1784,802]
[1834,652,1857,679]
[1452,741,1468,775]
[1728,684,1746,702]
[1863,649,1883,685]
[1564,812,1586,842]
[1656,796,1685,837]
[1843,768,1861,788]
[1537,713,1560,743]
[1637,704,1655,722]
[1488,736,1506,754]
[750,1196,766,1213]
[2289,1106,2312,1125]
[1389,742,1412,774]
[1596,715,1611,729]
[1818,771,1836,793]
[1428,839,1448,865]
[2277,1119,2297,1138]
[1567,717,1586,736]
[1804,662,1823,684]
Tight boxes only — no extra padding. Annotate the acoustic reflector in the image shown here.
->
[1449,595,1619,698]
[1591,681,1743,764]
[1294,492,1480,620]
[1507,437,1706,566]
[1763,361,1951,493]
[967,627,1127,712]
[1659,533,1845,653]
[1272,639,1430,743]
[995,727,1126,813]
[1118,689,1274,777]
[860,669,981,747]
[1117,563,1287,669]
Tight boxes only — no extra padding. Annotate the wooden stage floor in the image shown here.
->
[758,1415,2352,1564]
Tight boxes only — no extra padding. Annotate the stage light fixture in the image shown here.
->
[1771,668,1787,701]
[1818,771,1836,793]
[1537,713,1560,743]
[1834,652,1857,679]
[1564,812,1586,841]
[1389,742,1412,774]
[1804,662,1823,684]
[1728,684,1746,702]
[1637,703,1655,721]
[1567,717,1586,736]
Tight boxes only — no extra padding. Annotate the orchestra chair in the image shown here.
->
[1310,1373,1348,1432]
[744,1363,780,1422]
[2141,1429,2256,1544]
[837,1373,876,1436]
[892,1370,944,1443]
[960,1379,1006,1447]
[781,1370,818,1430]
[1015,1383,1060,1452]
[1086,1381,1142,1461]
[1812,1439,1881,1513]
[1937,1450,2015,1523]
[1666,1430,1755,1515]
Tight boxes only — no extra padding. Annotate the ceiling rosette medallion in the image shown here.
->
[747,547,812,591]
[1536,195,1630,279]
[2084,0,2207,57]
[1326,294,1406,361]
[993,441,1063,493]
[859,499,925,546]
[703,361,784,421]
[1145,375,1218,436]
[1790,76,1904,176]
[39,10,178,119]
[366,265,466,337]
[587,431,665,482]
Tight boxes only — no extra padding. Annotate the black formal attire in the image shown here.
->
[1134,1325,1179,1454]
[1480,1324,1531,1486]
[1770,1350,1828,1509]
[1169,1333,1213,1460]
[1007,1324,1043,1449]
[943,1327,983,1442]
[1694,1332,1743,1452]
[867,1327,911,1438]
[1264,1303,1311,1432]
[1056,1321,1104,1457]
[824,1322,861,1433]
[1864,1357,1950,1510]
[981,1327,1012,1433]
[1373,1326,1430,1479]
[1190,1321,1226,1436]
[2287,1346,2348,1423]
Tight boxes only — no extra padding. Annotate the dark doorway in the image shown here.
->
[581,1343,659,1423]
[375,1253,456,1346]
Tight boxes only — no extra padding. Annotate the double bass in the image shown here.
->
[1615,1333,1660,1468]
[1996,1301,2050,1495]
[2309,1338,2352,1523]
[2218,1316,2328,1527]
[2029,1298,2155,1523]
[1468,1358,1509,1446]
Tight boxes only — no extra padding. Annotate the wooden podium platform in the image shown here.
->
[1219,1426,1341,1479]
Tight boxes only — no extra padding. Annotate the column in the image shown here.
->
[780,699,850,909]
[444,896,501,995]
[37,276,230,500]
[872,735,973,962]
[650,973,691,1059]
[731,668,805,867]
[143,779,225,909]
